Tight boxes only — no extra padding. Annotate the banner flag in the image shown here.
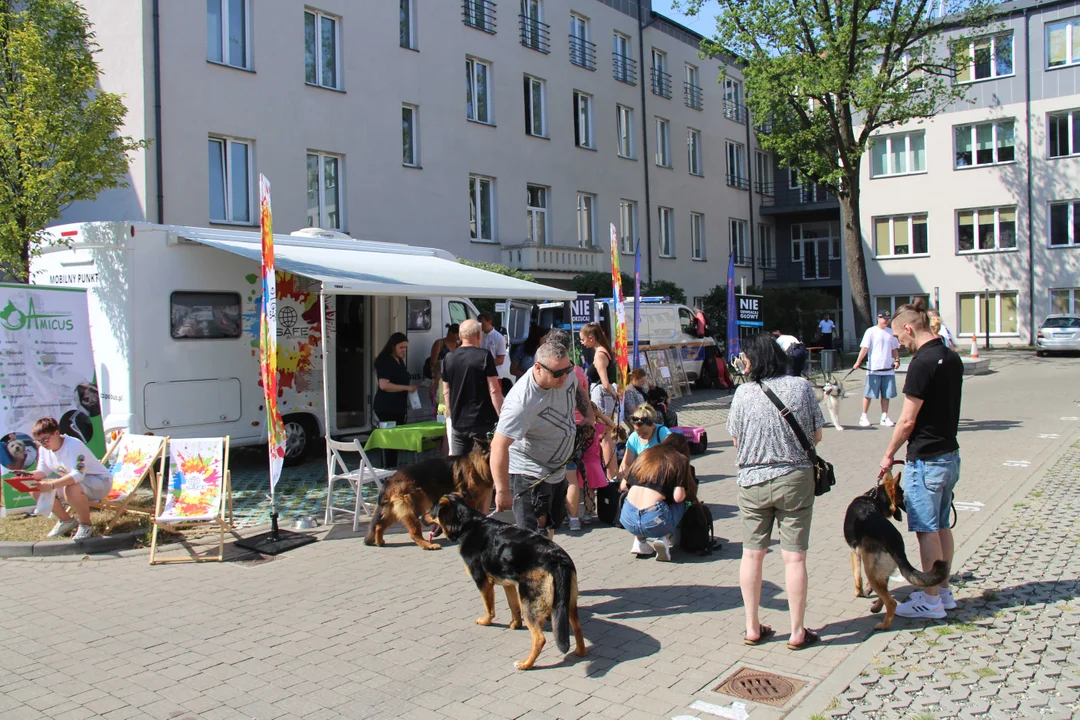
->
[259,175,285,495]
[608,224,629,398]
[633,239,641,370]
[726,253,740,360]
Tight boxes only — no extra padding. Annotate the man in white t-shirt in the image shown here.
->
[818,313,836,350]
[479,312,512,394]
[853,311,901,427]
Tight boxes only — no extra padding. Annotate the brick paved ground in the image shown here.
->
[0,352,1077,720]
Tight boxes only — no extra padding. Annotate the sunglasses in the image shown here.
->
[537,362,573,379]
[631,416,654,426]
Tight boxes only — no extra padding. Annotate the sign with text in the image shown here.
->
[570,294,594,326]
[736,294,764,327]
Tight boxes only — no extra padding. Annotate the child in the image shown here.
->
[21,417,112,540]
[566,403,617,530]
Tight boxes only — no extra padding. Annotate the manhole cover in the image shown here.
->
[713,666,807,707]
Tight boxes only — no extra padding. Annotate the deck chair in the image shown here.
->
[149,436,233,565]
[90,432,168,534]
[325,437,395,532]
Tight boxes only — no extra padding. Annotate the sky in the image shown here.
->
[657,1,721,38]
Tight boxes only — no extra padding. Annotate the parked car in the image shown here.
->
[1036,314,1080,356]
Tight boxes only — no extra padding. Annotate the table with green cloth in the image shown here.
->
[363,420,447,454]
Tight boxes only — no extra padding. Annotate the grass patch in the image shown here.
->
[1030,491,1043,498]
[909,714,938,720]
[0,506,151,543]
[877,666,896,676]
[1018,609,1032,616]
[953,623,979,632]
[808,714,828,720]
[825,697,841,711]
[975,667,998,678]
[946,671,967,680]
[982,590,1000,601]
[933,626,956,636]
[924,638,940,647]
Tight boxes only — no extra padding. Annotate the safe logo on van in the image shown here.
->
[0,299,74,332]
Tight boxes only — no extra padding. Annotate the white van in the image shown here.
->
[33,222,564,463]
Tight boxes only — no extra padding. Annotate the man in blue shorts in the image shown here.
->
[853,310,900,427]
[880,299,964,619]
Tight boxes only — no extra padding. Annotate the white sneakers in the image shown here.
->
[630,537,653,556]
[568,517,582,532]
[881,413,895,427]
[859,414,872,427]
[895,589,953,619]
[72,524,94,541]
[47,518,79,538]
[651,535,673,562]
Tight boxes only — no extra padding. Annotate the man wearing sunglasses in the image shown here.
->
[491,341,591,538]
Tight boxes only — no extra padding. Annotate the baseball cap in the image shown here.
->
[877,310,891,319]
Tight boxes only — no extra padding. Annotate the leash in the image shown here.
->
[878,459,957,529]
[817,366,857,390]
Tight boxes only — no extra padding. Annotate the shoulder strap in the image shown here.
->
[758,382,816,461]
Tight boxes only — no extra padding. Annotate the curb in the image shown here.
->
[0,531,142,558]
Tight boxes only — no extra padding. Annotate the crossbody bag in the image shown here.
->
[759,383,836,496]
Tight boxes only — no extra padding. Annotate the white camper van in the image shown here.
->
[34,222,570,464]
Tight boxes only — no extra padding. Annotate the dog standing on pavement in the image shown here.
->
[844,469,949,630]
[820,380,846,431]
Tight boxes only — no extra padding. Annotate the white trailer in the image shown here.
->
[34,222,573,464]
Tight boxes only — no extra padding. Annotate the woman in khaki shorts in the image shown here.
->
[727,333,825,650]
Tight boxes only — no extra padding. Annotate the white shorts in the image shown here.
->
[60,475,113,503]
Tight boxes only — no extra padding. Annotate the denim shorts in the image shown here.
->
[510,474,568,535]
[619,498,688,541]
[864,373,897,399]
[903,451,961,533]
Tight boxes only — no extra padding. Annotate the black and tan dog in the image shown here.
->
[432,493,587,670]
[364,440,492,550]
[844,469,949,630]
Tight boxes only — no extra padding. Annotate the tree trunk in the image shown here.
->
[16,227,30,284]
[839,176,872,338]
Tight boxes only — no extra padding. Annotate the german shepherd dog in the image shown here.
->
[364,440,492,551]
[844,470,950,630]
[432,494,587,670]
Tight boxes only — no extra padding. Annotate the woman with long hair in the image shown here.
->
[579,323,618,416]
[374,331,416,465]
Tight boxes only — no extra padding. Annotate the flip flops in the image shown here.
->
[743,625,775,646]
[787,629,821,651]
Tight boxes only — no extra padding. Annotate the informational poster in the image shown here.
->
[0,284,103,516]
[736,294,764,327]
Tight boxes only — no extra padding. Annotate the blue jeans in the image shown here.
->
[620,499,687,541]
[903,451,961,533]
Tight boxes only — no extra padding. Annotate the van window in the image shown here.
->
[171,292,242,339]
[407,299,432,331]
[448,301,472,326]
[679,308,695,334]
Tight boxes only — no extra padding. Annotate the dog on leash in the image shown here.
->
[432,493,587,670]
[364,439,492,550]
[844,469,949,630]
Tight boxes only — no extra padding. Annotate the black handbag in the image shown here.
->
[760,383,836,496]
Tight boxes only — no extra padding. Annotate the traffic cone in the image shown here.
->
[970,334,980,358]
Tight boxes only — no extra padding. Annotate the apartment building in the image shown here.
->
[850,0,1080,344]
[58,0,766,304]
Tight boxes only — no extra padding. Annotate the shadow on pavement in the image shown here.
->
[958,418,1023,432]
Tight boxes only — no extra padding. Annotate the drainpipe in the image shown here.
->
[152,0,164,224]
[638,4,654,283]
[745,102,756,287]
[1024,6,1035,344]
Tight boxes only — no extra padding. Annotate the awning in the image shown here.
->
[176,226,575,300]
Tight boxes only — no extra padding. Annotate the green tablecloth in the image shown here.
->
[363,421,446,453]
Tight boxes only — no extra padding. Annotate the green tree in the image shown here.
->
[459,259,535,315]
[570,271,633,298]
[700,283,728,337]
[681,0,993,334]
[641,279,687,305]
[0,0,149,281]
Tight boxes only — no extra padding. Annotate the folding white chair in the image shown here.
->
[325,438,395,531]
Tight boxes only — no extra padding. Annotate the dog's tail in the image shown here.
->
[893,551,950,588]
[363,488,387,546]
[551,561,574,654]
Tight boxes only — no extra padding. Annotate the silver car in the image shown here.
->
[1036,314,1080,355]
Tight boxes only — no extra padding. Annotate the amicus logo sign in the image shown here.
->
[0,298,75,332]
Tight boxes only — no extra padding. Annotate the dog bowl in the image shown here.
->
[294,516,319,530]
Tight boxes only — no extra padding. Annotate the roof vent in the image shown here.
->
[290,227,354,240]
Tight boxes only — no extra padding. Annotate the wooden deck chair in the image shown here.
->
[90,432,168,534]
[149,436,232,565]
[325,437,395,532]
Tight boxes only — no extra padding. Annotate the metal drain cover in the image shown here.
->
[713,666,807,707]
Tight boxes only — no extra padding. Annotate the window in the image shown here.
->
[873,214,929,256]
[402,105,419,167]
[791,221,840,279]
[688,129,703,176]
[788,166,800,188]
[448,300,476,326]
[875,294,931,319]
[754,151,773,195]
[208,136,251,224]
[956,33,1013,82]
[400,0,416,49]
[469,175,494,242]
[726,141,747,189]
[207,0,249,69]
[958,207,1016,252]
[306,152,341,230]
[464,0,495,33]
[304,10,340,90]
[724,78,745,122]
[171,292,242,339]
[407,299,432,331]
[1051,287,1080,314]
[955,120,1015,167]
[576,193,595,248]
[1047,18,1080,68]
[521,0,546,52]
[685,64,702,110]
[526,185,547,244]
[655,118,671,167]
[690,212,705,260]
[466,58,492,123]
[613,33,634,84]
[619,200,637,254]
[1049,109,1080,158]
[1050,200,1080,246]
[729,219,748,265]
[658,207,674,257]
[651,49,670,98]
[870,131,926,177]
[617,105,634,158]
[574,91,593,148]
[958,291,1019,335]
[523,76,547,137]
[570,14,593,69]
[758,224,775,268]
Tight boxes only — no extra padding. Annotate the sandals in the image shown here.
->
[787,629,821,651]
[743,625,775,646]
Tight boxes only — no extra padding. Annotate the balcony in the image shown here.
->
[501,243,603,277]
[757,183,839,214]
[684,81,703,110]
[651,67,672,98]
[613,53,637,85]
[463,0,496,34]
[754,179,774,196]
[519,15,549,53]
[569,35,596,70]
[726,173,750,191]
[724,99,748,124]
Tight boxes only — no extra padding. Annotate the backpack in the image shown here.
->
[680,501,720,555]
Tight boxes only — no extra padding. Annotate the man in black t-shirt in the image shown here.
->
[880,300,964,620]
[442,319,503,456]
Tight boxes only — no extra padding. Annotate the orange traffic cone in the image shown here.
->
[970,334,980,358]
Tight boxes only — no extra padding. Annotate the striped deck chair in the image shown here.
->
[149,437,233,565]
[91,433,168,534]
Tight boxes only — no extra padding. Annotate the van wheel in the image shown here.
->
[283,414,318,466]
